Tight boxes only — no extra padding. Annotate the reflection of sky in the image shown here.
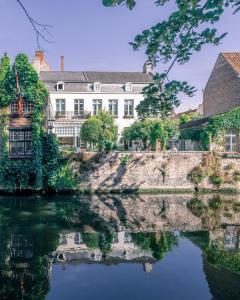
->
[47,238,212,300]
[0,1,240,112]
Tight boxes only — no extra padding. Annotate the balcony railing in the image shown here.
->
[55,111,91,120]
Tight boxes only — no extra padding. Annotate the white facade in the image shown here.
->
[33,51,153,149]
[49,90,146,147]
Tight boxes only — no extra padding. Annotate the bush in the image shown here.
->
[81,111,117,151]
[187,198,207,217]
[210,173,224,187]
[48,165,76,192]
[188,165,206,186]
[208,196,223,210]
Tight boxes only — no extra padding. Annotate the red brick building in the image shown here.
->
[203,52,240,117]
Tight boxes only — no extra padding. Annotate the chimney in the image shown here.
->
[35,50,44,64]
[32,50,51,73]
[143,61,153,74]
[61,56,64,72]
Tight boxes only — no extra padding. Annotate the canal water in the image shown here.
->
[0,193,240,300]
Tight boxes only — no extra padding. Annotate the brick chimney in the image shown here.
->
[32,51,51,73]
[35,50,44,63]
[143,61,153,74]
[61,56,64,72]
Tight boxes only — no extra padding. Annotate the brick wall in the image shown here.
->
[203,54,240,117]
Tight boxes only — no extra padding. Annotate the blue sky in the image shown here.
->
[0,0,240,111]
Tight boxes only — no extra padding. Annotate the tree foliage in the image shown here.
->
[124,119,178,150]
[0,53,75,192]
[81,111,118,151]
[103,0,240,118]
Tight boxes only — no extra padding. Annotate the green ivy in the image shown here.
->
[0,53,76,192]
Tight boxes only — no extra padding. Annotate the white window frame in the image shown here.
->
[92,99,102,115]
[225,129,237,152]
[124,99,134,117]
[108,99,118,117]
[93,82,101,92]
[125,82,132,92]
[56,81,65,91]
[74,99,84,117]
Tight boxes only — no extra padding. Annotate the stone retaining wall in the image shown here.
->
[70,151,240,192]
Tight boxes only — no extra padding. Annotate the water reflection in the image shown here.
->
[0,193,240,300]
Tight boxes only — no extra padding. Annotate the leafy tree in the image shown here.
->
[103,0,240,118]
[81,111,118,151]
[124,119,178,150]
[179,112,201,124]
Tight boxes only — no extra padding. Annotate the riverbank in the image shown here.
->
[1,151,240,194]
[73,151,240,193]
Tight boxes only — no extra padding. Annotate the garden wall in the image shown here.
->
[70,151,240,192]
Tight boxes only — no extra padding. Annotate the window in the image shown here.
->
[10,100,33,114]
[124,99,134,117]
[23,100,33,113]
[11,101,18,114]
[108,99,118,117]
[74,99,84,117]
[125,82,132,92]
[9,130,32,157]
[92,99,102,115]
[56,81,64,91]
[225,129,237,152]
[94,82,101,92]
[56,99,66,117]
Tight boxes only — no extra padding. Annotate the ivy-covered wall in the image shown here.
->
[0,53,76,192]
[180,107,240,150]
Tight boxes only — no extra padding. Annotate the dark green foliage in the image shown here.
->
[180,127,210,150]
[187,198,207,217]
[81,233,99,249]
[206,244,240,274]
[131,231,178,260]
[124,118,178,150]
[81,111,118,151]
[0,53,76,192]
[98,232,114,255]
[137,77,195,119]
[208,196,223,210]
[206,107,240,140]
[103,0,240,118]
[210,173,224,187]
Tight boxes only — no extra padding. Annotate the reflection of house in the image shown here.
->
[55,231,154,272]
[179,52,240,152]
[32,51,153,148]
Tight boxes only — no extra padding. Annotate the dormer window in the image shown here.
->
[56,81,64,91]
[125,82,132,92]
[94,82,101,92]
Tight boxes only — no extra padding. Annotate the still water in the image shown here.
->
[0,193,240,300]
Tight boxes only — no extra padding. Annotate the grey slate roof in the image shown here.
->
[40,71,87,82]
[40,71,153,84]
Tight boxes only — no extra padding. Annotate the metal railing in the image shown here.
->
[54,111,91,120]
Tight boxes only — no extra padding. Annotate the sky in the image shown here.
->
[0,0,240,112]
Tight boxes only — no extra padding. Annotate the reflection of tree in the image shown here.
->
[203,255,240,300]
[131,231,178,260]
[206,244,240,274]
[0,198,60,300]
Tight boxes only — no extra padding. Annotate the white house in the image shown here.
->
[32,51,153,149]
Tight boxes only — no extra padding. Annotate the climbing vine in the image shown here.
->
[0,53,76,192]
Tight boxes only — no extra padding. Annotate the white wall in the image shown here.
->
[49,91,144,138]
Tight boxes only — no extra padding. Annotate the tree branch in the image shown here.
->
[16,0,53,50]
